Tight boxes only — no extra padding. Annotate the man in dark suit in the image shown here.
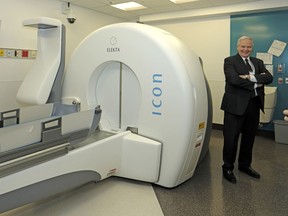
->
[221,36,273,183]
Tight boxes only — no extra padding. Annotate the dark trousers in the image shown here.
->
[222,97,260,170]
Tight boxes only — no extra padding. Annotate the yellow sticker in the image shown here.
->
[198,122,205,130]
[0,49,5,57]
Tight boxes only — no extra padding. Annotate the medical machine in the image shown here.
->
[0,17,211,213]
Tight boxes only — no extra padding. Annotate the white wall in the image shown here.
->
[0,1,229,125]
[154,16,230,124]
[0,0,124,110]
[2,0,286,124]
[141,0,288,125]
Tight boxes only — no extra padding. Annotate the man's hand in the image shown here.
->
[239,75,250,79]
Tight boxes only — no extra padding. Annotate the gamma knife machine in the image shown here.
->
[0,17,212,212]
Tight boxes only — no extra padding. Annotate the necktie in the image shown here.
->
[245,58,253,72]
[245,58,257,97]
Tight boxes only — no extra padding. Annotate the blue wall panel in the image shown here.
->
[231,11,288,131]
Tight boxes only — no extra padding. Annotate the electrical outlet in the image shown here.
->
[7,49,13,57]
[22,50,29,58]
[14,50,21,57]
[0,48,36,59]
[29,50,37,58]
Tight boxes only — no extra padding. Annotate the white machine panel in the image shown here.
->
[16,17,62,105]
[62,23,208,187]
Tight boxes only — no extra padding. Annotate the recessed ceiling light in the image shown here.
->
[111,2,146,11]
[169,0,199,3]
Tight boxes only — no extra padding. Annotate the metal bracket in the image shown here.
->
[0,109,19,128]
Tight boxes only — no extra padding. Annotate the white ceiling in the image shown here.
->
[61,0,262,20]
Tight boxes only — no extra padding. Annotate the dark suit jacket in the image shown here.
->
[221,53,273,116]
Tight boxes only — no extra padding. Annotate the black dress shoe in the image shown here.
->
[238,167,260,179]
[223,169,237,183]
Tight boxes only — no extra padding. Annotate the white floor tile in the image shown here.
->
[2,177,164,216]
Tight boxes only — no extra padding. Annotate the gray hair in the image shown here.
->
[237,36,254,47]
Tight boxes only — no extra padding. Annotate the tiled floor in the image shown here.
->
[2,177,164,216]
[2,129,287,216]
[154,129,288,216]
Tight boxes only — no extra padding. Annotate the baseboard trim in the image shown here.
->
[212,123,223,130]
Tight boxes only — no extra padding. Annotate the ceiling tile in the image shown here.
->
[59,0,265,20]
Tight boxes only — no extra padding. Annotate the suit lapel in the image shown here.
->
[236,54,249,74]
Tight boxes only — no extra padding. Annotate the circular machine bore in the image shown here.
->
[94,61,141,132]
